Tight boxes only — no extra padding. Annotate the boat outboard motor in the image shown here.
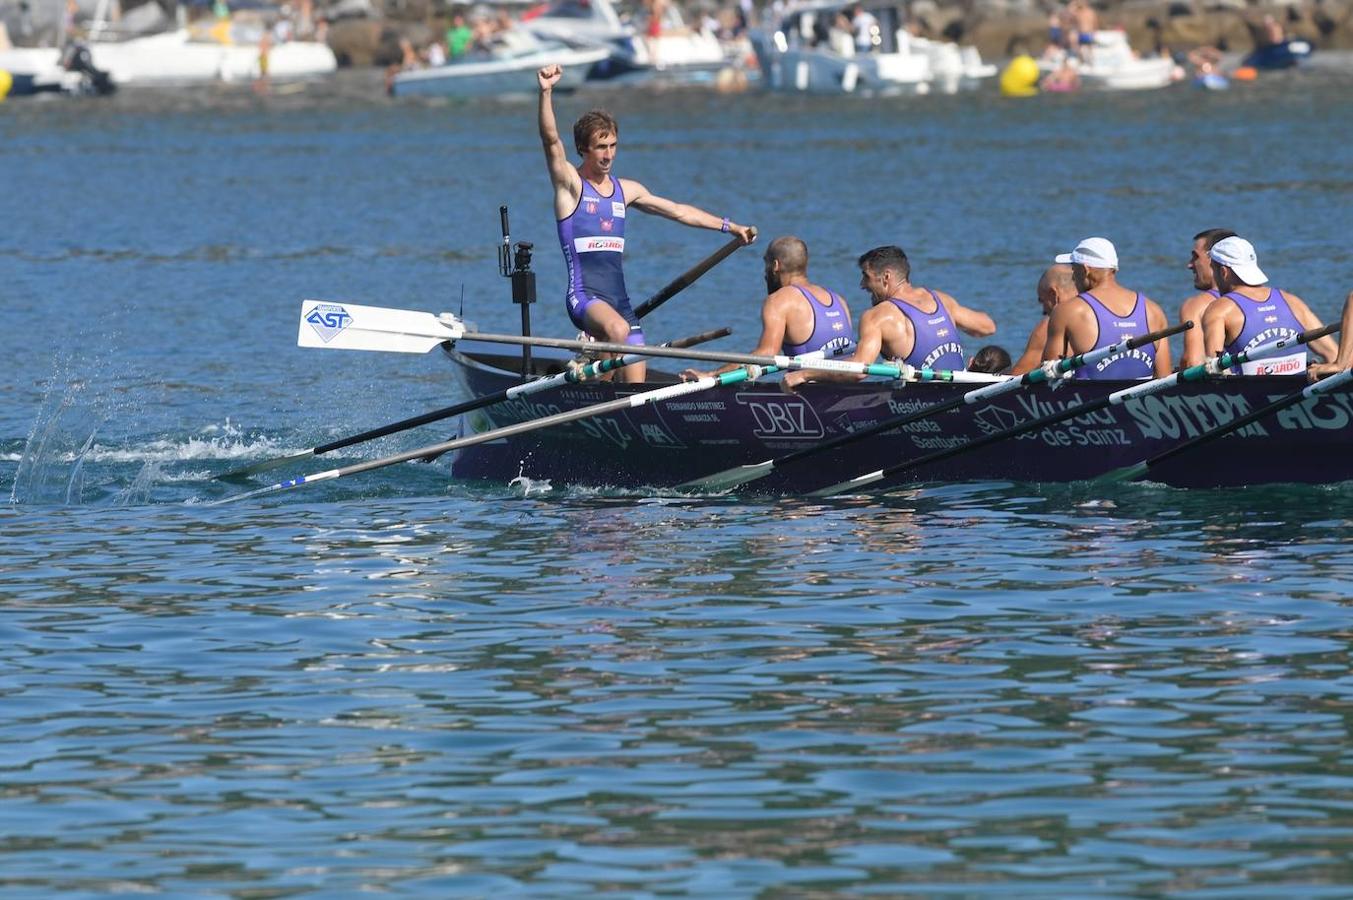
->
[61,43,116,96]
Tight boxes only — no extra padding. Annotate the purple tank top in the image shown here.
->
[1074,291,1155,380]
[1223,288,1306,375]
[890,290,964,370]
[783,286,856,357]
[558,177,628,306]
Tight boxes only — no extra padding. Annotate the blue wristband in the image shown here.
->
[720,217,730,233]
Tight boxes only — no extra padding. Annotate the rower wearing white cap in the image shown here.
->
[1042,237,1172,379]
[1177,227,1236,368]
[1201,236,1338,375]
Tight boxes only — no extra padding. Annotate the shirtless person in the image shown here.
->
[1178,228,1236,368]
[784,244,995,388]
[1042,237,1172,378]
[1202,236,1337,375]
[1309,291,1353,379]
[681,236,854,380]
[537,63,755,382]
[1010,263,1077,375]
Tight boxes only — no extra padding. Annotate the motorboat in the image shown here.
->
[751,2,993,95]
[0,42,115,97]
[0,12,335,86]
[522,0,728,84]
[390,27,609,98]
[1040,30,1175,91]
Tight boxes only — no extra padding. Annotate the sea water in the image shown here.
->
[3,68,1353,895]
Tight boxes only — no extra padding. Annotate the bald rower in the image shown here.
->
[1202,236,1338,375]
[1178,227,1237,368]
[1042,237,1172,378]
[682,236,854,380]
[1011,263,1078,375]
[784,245,995,389]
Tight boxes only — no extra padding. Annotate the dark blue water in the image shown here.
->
[4,69,1353,895]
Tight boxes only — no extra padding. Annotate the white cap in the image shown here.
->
[1209,236,1268,285]
[1055,237,1118,270]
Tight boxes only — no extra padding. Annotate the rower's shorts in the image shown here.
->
[567,292,646,345]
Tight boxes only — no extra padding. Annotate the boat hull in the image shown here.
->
[442,344,1353,492]
[391,45,607,97]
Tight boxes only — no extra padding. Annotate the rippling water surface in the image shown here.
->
[3,68,1353,895]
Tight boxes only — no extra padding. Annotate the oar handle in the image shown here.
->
[633,229,755,320]
[1128,320,1192,348]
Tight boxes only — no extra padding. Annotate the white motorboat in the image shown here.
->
[390,28,609,98]
[522,0,727,84]
[0,43,115,96]
[0,19,335,86]
[1040,30,1176,91]
[751,2,993,95]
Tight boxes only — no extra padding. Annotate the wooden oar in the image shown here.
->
[297,300,946,375]
[811,322,1339,498]
[210,362,784,506]
[633,229,755,319]
[679,322,1191,492]
[1097,365,1353,484]
[215,327,732,482]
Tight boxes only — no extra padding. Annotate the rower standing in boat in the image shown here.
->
[1010,263,1077,375]
[1177,228,1237,368]
[1202,236,1338,375]
[783,245,995,389]
[1309,290,1353,380]
[680,236,855,381]
[537,63,756,383]
[1042,237,1172,378]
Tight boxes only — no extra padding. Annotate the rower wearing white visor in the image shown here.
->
[1201,236,1338,375]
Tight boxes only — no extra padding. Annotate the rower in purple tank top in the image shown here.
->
[1043,236,1172,379]
[782,244,997,391]
[537,63,756,384]
[681,236,855,382]
[1179,228,1237,368]
[1201,236,1339,375]
[1071,290,1155,379]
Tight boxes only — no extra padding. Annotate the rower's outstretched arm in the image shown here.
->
[1283,291,1339,363]
[942,291,996,338]
[537,65,579,208]
[622,179,756,245]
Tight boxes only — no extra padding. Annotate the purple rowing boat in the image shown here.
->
[443,340,1353,492]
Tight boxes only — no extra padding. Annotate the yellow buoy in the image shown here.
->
[0,69,13,102]
[1000,54,1040,97]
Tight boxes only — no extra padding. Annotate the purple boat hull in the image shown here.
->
[443,343,1353,492]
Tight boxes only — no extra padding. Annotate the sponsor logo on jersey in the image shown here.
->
[584,200,598,215]
[574,236,625,253]
[612,201,626,218]
[600,218,613,233]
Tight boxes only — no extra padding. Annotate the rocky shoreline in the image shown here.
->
[324,0,1353,67]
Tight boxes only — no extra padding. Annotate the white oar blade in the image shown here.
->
[678,460,774,493]
[296,301,461,354]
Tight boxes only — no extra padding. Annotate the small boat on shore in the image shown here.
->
[751,1,994,95]
[1040,30,1175,91]
[390,28,608,98]
[522,0,730,85]
[442,340,1353,492]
